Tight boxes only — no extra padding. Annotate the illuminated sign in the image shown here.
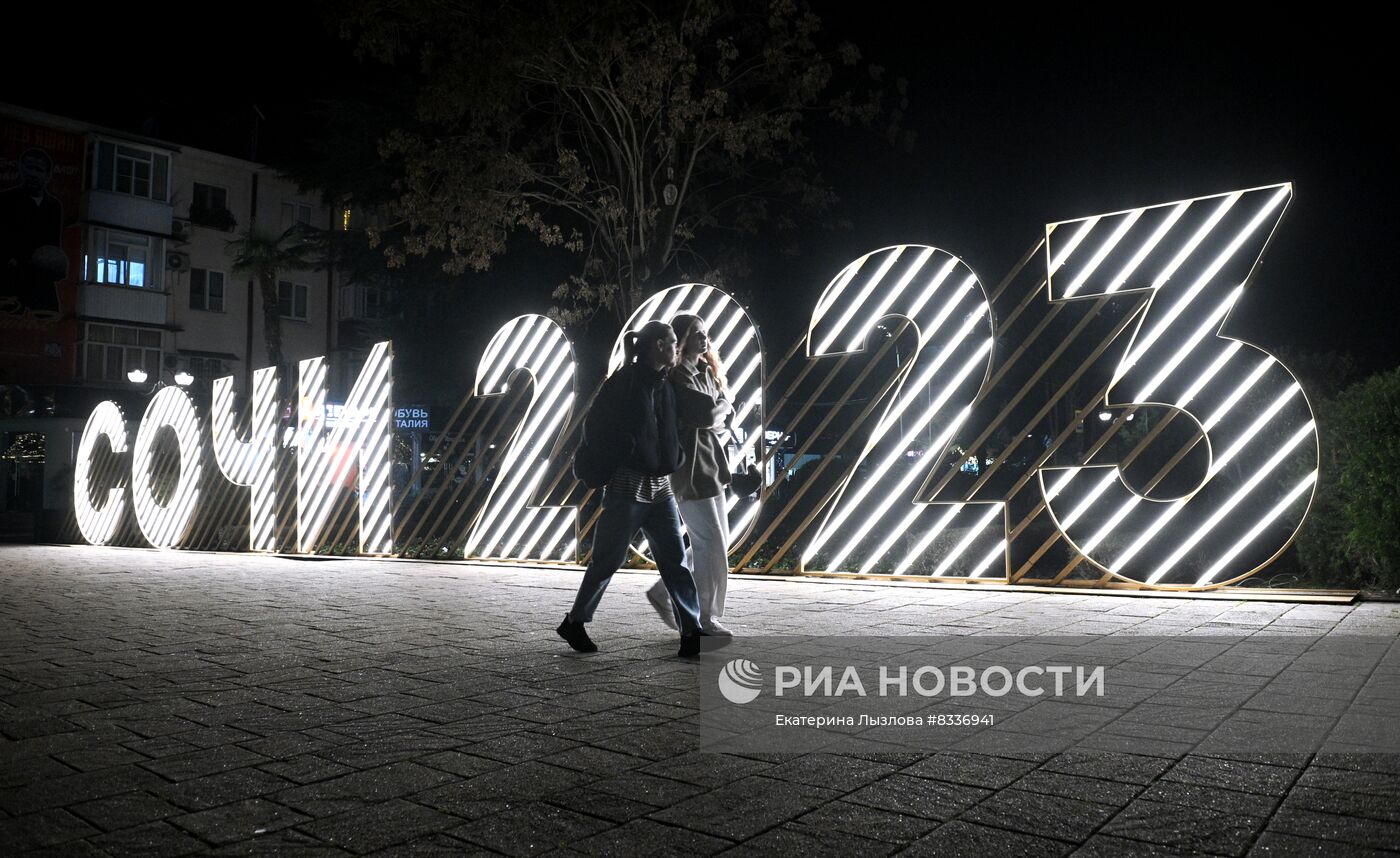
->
[69,184,1317,593]
[801,247,1004,578]
[72,345,396,554]
[73,401,128,545]
[1039,183,1314,587]
[212,367,279,552]
[464,315,578,561]
[131,386,204,549]
[395,407,430,430]
[323,404,429,430]
[296,341,395,555]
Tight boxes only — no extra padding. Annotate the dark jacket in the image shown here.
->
[581,363,684,482]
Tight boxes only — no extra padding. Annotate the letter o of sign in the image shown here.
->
[131,386,204,548]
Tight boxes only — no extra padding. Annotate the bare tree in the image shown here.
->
[336,0,906,326]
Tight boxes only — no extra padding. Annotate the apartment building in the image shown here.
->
[1,104,385,539]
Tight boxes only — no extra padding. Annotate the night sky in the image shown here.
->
[9,8,1394,376]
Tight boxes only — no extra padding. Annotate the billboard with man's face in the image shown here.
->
[1,117,83,388]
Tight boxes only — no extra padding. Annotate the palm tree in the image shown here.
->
[226,225,318,373]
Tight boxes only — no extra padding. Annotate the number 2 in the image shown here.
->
[802,246,1005,578]
[464,315,580,561]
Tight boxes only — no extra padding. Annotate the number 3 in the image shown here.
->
[1041,184,1317,587]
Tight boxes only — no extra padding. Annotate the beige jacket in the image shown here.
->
[669,357,733,501]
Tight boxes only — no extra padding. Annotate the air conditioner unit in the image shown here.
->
[167,251,190,271]
[171,219,190,241]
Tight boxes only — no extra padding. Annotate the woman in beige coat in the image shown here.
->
[647,313,735,635]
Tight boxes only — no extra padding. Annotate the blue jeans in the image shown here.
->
[568,490,702,634]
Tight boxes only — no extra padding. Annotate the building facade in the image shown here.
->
[1,104,382,540]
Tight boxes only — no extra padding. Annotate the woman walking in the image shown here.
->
[647,314,735,636]
[556,320,705,657]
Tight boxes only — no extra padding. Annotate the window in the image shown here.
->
[190,268,226,312]
[341,207,352,231]
[182,356,228,381]
[282,201,313,229]
[86,228,162,289]
[81,323,161,382]
[278,281,308,319]
[190,183,236,230]
[91,141,169,201]
[338,283,386,320]
[192,183,227,213]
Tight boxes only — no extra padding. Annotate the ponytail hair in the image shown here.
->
[620,331,642,364]
[620,320,675,367]
[670,313,727,392]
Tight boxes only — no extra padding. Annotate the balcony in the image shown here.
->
[77,282,168,325]
[188,203,238,232]
[80,190,173,235]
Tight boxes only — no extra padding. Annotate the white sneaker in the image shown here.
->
[647,587,678,630]
[701,619,733,636]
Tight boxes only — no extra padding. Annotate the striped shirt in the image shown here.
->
[606,465,673,504]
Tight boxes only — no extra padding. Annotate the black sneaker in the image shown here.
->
[678,631,701,658]
[557,616,597,653]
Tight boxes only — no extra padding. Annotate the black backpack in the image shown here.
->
[572,374,621,489]
[572,429,611,489]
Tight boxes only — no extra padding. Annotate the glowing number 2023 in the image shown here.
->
[801,246,1004,578]
[67,185,1318,592]
[1040,184,1317,587]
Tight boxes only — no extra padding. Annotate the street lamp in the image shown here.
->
[1096,410,1136,423]
[127,368,193,391]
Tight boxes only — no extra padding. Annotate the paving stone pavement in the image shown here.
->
[2,544,1400,856]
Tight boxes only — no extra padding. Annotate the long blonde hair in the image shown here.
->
[670,313,726,392]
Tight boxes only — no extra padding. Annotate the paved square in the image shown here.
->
[2,545,1399,855]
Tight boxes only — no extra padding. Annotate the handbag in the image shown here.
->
[729,463,762,498]
[724,421,763,498]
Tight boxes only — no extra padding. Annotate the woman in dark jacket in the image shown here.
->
[557,320,705,657]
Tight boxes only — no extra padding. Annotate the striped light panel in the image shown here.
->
[1041,184,1316,587]
[296,341,394,554]
[464,315,579,561]
[130,386,204,549]
[798,246,1004,578]
[73,401,129,546]
[211,367,280,552]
